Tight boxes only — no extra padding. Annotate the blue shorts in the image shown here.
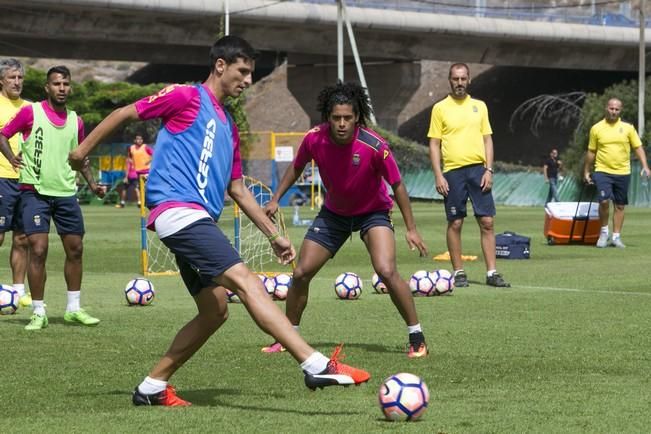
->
[161,218,242,296]
[593,172,630,205]
[0,178,23,233]
[305,206,393,257]
[20,191,85,236]
[124,177,139,189]
[443,164,495,221]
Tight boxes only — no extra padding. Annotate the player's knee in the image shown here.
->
[376,266,398,284]
[478,217,494,232]
[29,243,48,261]
[236,275,267,299]
[200,309,228,331]
[66,243,84,261]
[289,267,313,288]
[448,219,463,232]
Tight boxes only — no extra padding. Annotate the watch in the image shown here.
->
[485,167,494,173]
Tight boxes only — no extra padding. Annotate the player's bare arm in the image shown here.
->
[634,146,651,177]
[69,104,139,170]
[428,137,448,196]
[583,149,596,184]
[228,177,296,264]
[391,181,428,257]
[0,134,22,170]
[481,134,494,192]
[264,163,305,218]
[79,157,105,198]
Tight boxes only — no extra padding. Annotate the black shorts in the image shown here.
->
[593,172,630,205]
[0,178,23,233]
[20,190,85,236]
[443,164,496,221]
[124,177,139,189]
[304,206,393,257]
[161,218,242,296]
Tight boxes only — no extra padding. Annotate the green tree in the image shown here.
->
[21,66,250,145]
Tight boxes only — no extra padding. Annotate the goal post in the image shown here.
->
[139,175,292,277]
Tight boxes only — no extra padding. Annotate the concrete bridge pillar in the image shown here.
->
[286,54,421,131]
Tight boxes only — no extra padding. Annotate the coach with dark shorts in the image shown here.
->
[583,97,650,248]
[428,63,510,288]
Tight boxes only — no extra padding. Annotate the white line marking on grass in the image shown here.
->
[517,284,651,297]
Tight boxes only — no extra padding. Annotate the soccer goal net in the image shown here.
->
[140,176,291,277]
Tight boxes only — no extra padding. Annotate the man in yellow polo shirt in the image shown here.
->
[0,58,31,306]
[428,63,510,288]
[583,97,650,248]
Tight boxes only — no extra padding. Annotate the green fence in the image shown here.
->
[403,160,651,207]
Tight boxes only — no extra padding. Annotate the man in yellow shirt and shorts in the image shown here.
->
[0,58,31,306]
[428,63,510,288]
[583,97,650,248]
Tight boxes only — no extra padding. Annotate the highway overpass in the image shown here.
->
[0,0,648,71]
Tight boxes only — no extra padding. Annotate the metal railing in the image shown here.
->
[299,0,642,27]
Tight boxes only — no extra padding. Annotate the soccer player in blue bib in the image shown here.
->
[70,36,370,407]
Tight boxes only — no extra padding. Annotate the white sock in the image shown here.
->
[487,269,497,277]
[33,300,46,316]
[600,226,609,235]
[66,291,81,313]
[300,352,330,375]
[612,232,621,240]
[12,283,25,297]
[407,323,422,334]
[138,376,167,395]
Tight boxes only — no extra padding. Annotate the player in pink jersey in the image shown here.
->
[263,82,430,358]
[70,36,370,406]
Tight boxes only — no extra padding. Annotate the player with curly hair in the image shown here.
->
[262,81,430,358]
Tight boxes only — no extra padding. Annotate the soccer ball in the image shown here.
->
[378,372,429,421]
[271,273,292,300]
[0,285,18,315]
[371,273,389,294]
[258,274,275,297]
[432,269,454,296]
[409,270,436,297]
[334,272,362,300]
[225,288,241,303]
[124,278,155,306]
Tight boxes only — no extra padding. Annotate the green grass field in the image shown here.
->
[2,202,651,433]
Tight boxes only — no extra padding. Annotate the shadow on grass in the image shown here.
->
[310,342,403,354]
[204,396,362,415]
[103,387,361,414]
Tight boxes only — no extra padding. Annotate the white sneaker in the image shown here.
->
[596,233,609,248]
[611,238,626,248]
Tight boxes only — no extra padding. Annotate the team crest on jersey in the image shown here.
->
[352,153,361,166]
[473,106,478,112]
[33,215,41,226]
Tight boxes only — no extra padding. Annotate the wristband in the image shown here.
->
[267,232,280,242]
[485,167,493,173]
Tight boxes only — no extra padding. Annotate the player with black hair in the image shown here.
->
[70,36,370,407]
[0,64,104,330]
[263,81,430,358]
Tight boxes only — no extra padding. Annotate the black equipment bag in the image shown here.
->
[495,231,530,259]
